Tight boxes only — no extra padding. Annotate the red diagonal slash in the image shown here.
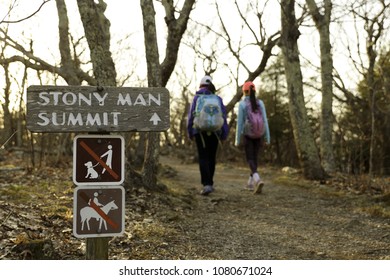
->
[79,191,119,229]
[80,140,119,180]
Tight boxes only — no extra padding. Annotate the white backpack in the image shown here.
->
[193,94,224,132]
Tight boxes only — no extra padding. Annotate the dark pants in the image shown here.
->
[244,136,263,175]
[195,132,219,186]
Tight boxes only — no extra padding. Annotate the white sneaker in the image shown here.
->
[201,185,214,195]
[245,176,254,190]
[252,172,260,183]
[252,172,264,194]
[254,180,264,194]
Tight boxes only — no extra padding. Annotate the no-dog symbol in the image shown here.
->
[73,135,124,185]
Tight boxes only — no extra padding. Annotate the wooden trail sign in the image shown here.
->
[26,85,170,132]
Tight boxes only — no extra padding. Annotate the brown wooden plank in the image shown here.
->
[26,85,170,132]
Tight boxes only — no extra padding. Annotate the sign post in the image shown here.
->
[26,85,170,260]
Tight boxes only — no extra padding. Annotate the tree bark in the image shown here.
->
[280,0,326,180]
[1,63,13,147]
[160,0,196,86]
[140,0,163,190]
[76,0,116,260]
[56,0,80,85]
[77,0,116,86]
[305,0,336,174]
[140,0,195,190]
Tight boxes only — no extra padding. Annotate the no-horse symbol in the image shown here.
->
[80,200,118,231]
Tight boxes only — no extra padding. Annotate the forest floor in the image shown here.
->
[1,150,390,260]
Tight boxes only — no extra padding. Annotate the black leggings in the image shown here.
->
[244,136,263,175]
[195,132,219,186]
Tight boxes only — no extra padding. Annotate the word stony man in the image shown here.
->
[34,91,162,127]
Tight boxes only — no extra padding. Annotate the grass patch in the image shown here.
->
[0,176,73,218]
[0,184,39,203]
[273,175,312,189]
[361,205,390,218]
[129,220,182,259]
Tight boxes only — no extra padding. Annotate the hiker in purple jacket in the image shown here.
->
[187,75,229,195]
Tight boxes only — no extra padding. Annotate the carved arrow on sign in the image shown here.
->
[150,113,161,125]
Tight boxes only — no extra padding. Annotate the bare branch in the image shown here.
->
[1,0,52,24]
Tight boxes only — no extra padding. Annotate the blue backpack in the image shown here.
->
[193,94,224,132]
[244,99,265,139]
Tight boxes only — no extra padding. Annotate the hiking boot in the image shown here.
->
[254,180,264,194]
[201,185,214,195]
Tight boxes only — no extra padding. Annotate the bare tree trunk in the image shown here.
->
[18,57,29,148]
[56,0,80,85]
[160,0,195,85]
[76,0,116,260]
[380,61,390,174]
[306,0,335,174]
[140,0,163,190]
[1,63,13,147]
[280,0,326,180]
[366,30,378,188]
[140,0,195,190]
[77,0,116,86]
[358,0,387,186]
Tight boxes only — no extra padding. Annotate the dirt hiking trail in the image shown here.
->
[1,153,390,260]
[154,155,390,260]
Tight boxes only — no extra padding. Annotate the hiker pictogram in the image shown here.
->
[100,144,113,174]
[73,135,124,185]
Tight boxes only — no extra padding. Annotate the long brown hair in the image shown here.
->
[249,85,259,111]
